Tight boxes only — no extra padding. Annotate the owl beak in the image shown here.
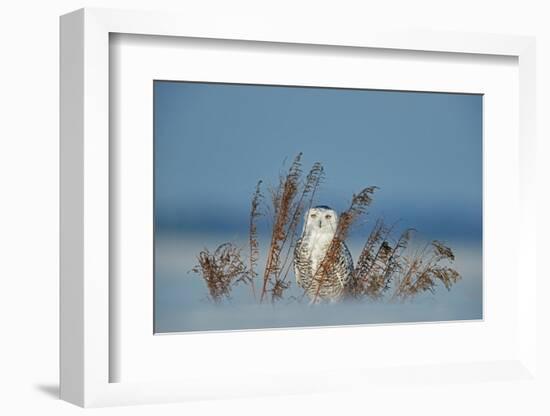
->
[318,220,322,228]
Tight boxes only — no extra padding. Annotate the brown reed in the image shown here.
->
[248,180,263,300]
[391,240,461,300]
[350,225,414,299]
[310,186,378,303]
[191,243,249,303]
[259,153,304,302]
[257,155,325,303]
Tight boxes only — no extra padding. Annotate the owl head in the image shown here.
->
[302,205,339,236]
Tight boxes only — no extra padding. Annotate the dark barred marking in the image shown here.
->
[294,238,354,302]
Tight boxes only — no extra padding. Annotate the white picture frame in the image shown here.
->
[60,7,537,407]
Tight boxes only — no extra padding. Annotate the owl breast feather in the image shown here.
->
[293,237,354,302]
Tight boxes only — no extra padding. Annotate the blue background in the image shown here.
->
[154,81,482,242]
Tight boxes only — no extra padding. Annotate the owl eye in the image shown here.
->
[325,214,332,219]
[310,213,317,218]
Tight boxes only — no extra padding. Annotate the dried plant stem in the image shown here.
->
[247,180,263,301]
[191,243,249,303]
[391,240,460,301]
[311,186,378,303]
[260,153,303,302]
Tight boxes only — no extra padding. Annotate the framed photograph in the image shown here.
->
[60,8,537,407]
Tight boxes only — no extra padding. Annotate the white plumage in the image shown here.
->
[294,206,354,303]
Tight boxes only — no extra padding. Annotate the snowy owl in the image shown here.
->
[294,206,354,303]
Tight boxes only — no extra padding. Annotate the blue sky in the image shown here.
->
[154,81,482,242]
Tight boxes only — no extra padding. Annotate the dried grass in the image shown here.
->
[258,154,325,302]
[310,187,378,303]
[259,153,303,302]
[191,243,249,303]
[248,180,263,300]
[350,225,412,299]
[391,241,461,301]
